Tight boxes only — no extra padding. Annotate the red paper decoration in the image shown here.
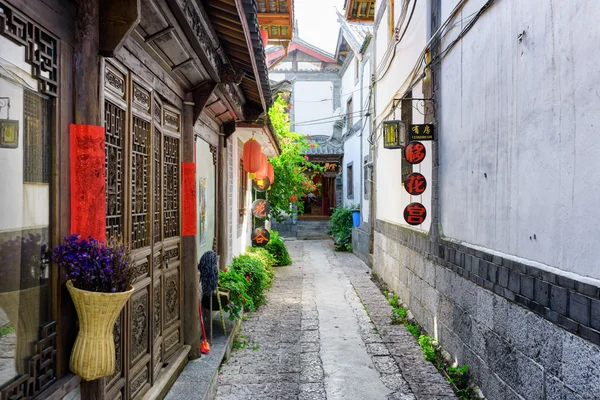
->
[182,162,197,236]
[243,138,262,173]
[254,154,268,180]
[267,162,274,184]
[70,124,106,243]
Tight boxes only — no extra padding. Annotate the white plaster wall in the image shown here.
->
[343,134,361,206]
[374,0,431,232]
[228,135,252,261]
[437,0,600,280]
[293,81,334,136]
[195,137,216,259]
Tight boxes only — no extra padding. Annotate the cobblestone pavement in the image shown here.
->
[216,240,455,400]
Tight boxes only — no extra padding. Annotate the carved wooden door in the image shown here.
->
[102,59,183,400]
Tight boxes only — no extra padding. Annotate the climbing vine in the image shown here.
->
[268,93,322,222]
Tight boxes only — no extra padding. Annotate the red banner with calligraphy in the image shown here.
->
[182,162,197,236]
[70,124,106,242]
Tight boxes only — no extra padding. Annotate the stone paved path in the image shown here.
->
[216,240,455,400]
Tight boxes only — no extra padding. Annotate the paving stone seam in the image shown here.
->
[332,251,457,400]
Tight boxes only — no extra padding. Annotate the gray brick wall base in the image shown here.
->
[373,223,600,400]
[352,228,371,267]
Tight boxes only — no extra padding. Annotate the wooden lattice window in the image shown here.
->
[23,89,51,183]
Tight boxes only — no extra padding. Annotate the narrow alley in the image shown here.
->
[215,240,455,400]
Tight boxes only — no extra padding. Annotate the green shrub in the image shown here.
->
[219,251,274,320]
[231,254,272,307]
[404,322,419,338]
[246,246,275,280]
[264,230,292,266]
[218,268,254,320]
[329,206,356,251]
[418,335,437,362]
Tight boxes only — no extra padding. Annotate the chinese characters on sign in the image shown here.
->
[404,141,426,164]
[251,199,270,219]
[408,124,434,141]
[403,202,427,226]
[251,228,271,247]
[404,173,427,195]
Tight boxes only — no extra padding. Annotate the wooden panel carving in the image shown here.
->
[131,116,150,249]
[105,64,126,98]
[105,101,125,240]
[133,259,149,280]
[209,144,217,166]
[132,83,151,113]
[163,135,179,239]
[129,365,149,399]
[163,246,179,262]
[163,329,179,355]
[153,253,162,270]
[180,0,222,77]
[153,280,161,340]
[163,110,180,132]
[106,313,123,390]
[131,290,149,364]
[0,2,59,96]
[0,322,57,400]
[164,271,179,325]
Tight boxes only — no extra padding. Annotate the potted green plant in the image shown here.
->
[52,234,135,381]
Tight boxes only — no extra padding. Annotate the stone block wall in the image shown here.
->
[352,227,370,267]
[373,220,600,400]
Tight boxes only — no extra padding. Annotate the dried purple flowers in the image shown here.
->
[53,234,135,293]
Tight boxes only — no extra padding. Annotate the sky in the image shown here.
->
[294,0,345,55]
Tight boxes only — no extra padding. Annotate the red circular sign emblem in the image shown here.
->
[404,173,427,195]
[251,228,271,247]
[403,202,427,226]
[404,141,426,164]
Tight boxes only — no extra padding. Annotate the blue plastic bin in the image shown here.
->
[352,210,360,228]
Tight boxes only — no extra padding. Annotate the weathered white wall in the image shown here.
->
[195,137,216,259]
[227,135,252,263]
[343,134,361,206]
[374,0,431,232]
[293,81,334,136]
[438,0,600,280]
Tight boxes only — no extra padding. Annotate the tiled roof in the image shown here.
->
[304,135,343,155]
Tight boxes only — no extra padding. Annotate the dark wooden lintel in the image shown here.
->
[192,81,218,122]
[99,0,141,57]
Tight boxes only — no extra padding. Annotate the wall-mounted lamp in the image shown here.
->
[383,120,406,149]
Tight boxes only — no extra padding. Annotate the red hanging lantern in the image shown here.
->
[255,154,268,180]
[267,162,274,185]
[243,138,262,173]
[260,29,269,47]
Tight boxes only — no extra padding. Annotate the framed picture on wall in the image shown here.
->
[198,177,207,246]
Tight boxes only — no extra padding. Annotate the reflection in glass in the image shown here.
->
[0,49,53,388]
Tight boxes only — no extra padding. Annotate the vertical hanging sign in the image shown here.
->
[182,162,197,236]
[70,124,107,242]
[403,140,428,226]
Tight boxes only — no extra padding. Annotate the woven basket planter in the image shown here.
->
[66,281,133,381]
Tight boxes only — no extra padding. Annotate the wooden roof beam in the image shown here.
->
[258,13,290,26]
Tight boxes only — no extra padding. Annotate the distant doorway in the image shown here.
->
[300,174,336,220]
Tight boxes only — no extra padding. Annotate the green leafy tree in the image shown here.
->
[268,94,322,222]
